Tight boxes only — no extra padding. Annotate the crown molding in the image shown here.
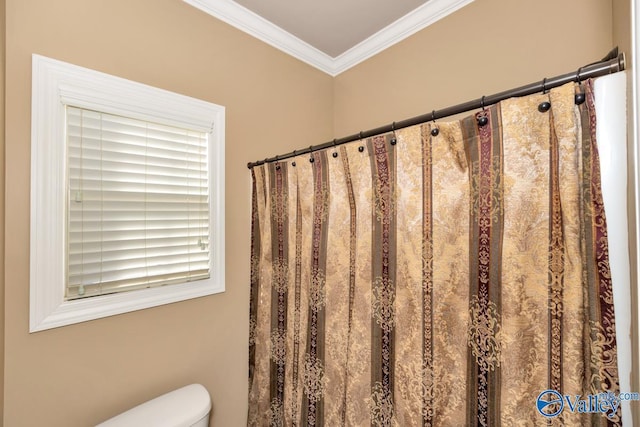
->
[183,0,335,73]
[183,0,474,76]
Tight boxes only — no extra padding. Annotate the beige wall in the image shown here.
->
[1,0,621,426]
[333,0,613,137]
[613,0,632,56]
[3,0,333,426]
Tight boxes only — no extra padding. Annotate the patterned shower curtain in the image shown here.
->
[248,80,620,426]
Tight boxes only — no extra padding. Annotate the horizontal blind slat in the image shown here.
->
[69,211,209,221]
[67,190,209,202]
[69,264,210,285]
[68,138,207,164]
[69,236,208,254]
[66,269,210,299]
[68,168,209,187]
[68,157,207,179]
[67,110,207,147]
[69,254,210,276]
[69,181,208,195]
[69,243,208,262]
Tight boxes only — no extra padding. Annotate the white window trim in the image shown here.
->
[30,54,225,332]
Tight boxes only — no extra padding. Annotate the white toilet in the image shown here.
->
[96,383,211,427]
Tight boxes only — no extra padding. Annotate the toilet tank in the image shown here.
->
[96,384,211,427]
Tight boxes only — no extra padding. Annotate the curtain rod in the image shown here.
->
[247,48,625,169]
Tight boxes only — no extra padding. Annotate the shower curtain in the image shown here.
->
[248,80,621,426]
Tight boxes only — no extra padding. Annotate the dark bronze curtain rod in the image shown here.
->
[247,48,625,169]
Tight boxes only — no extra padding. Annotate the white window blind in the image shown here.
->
[66,106,211,300]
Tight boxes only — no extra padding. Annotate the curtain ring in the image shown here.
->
[390,122,397,145]
[574,66,586,104]
[430,110,439,137]
[538,78,551,112]
[358,131,365,152]
[332,139,338,158]
[576,66,584,83]
[478,97,489,127]
[309,146,315,163]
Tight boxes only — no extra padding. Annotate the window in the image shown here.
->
[30,55,225,332]
[66,107,212,299]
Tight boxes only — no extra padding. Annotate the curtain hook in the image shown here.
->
[309,146,315,163]
[430,110,439,136]
[477,96,489,127]
[291,150,297,167]
[390,122,397,145]
[275,155,280,170]
[332,138,339,158]
[358,131,365,152]
[538,79,552,112]
[575,66,586,105]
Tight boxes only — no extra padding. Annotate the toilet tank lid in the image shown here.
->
[97,384,211,427]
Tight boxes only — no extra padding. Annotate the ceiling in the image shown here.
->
[183,0,474,76]
[231,0,430,58]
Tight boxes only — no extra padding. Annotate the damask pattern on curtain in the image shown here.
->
[248,80,620,426]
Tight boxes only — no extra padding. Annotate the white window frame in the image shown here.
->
[30,54,225,332]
